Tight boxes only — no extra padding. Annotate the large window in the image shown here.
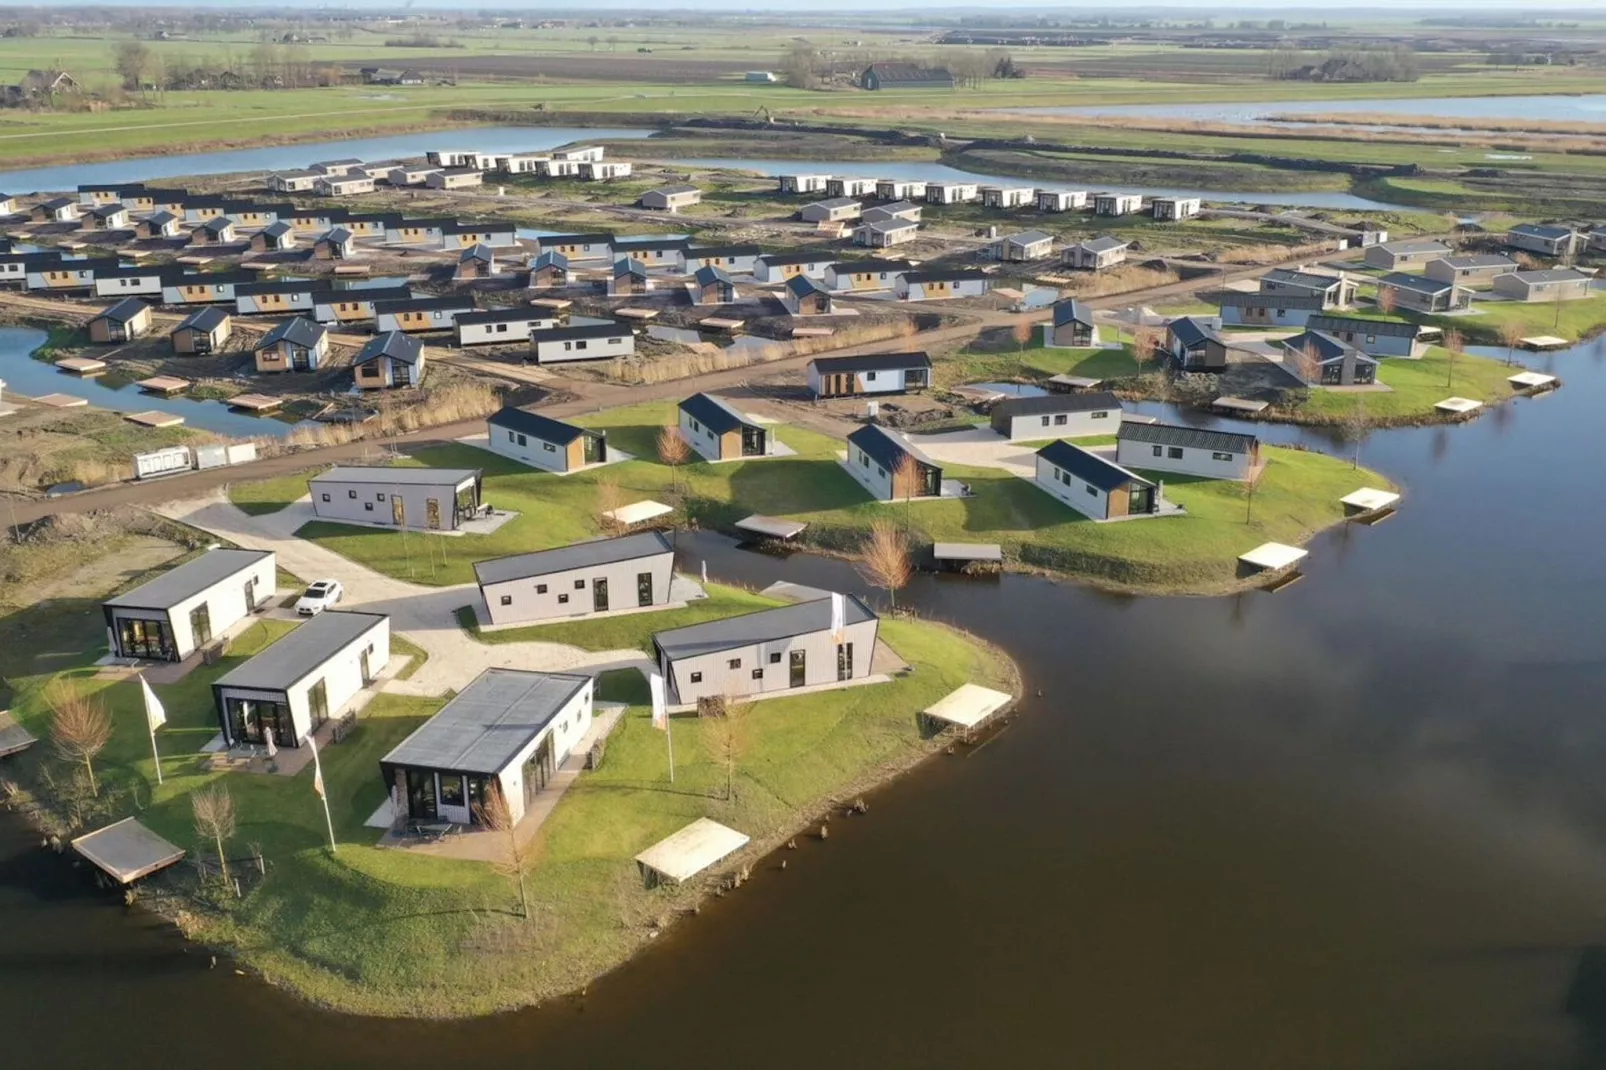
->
[188,603,213,646]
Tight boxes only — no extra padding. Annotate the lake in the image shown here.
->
[6,332,1606,1066]
[0,326,310,438]
[999,93,1606,127]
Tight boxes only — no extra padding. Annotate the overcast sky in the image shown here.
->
[76,1,1600,10]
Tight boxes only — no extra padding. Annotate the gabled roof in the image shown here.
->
[256,317,326,350]
[314,285,412,306]
[87,204,127,219]
[1167,316,1222,349]
[679,393,758,435]
[648,184,700,197]
[1504,268,1590,284]
[1509,223,1576,241]
[809,351,931,375]
[1376,239,1451,255]
[847,423,938,471]
[614,236,689,253]
[355,330,424,366]
[460,243,495,263]
[828,259,909,275]
[1306,314,1423,338]
[212,611,388,693]
[261,220,294,237]
[38,196,76,210]
[995,390,1122,418]
[540,232,614,247]
[474,531,672,586]
[654,593,877,661]
[167,269,258,287]
[786,273,831,297]
[237,278,330,296]
[1037,440,1152,493]
[1377,272,1455,296]
[1071,236,1130,254]
[614,257,649,279]
[319,227,353,244]
[92,297,147,324]
[999,230,1053,246]
[1431,254,1516,269]
[1282,330,1362,364]
[456,306,549,326]
[105,549,273,612]
[1215,290,1325,310]
[857,219,918,234]
[175,306,230,333]
[1117,421,1257,455]
[380,669,591,776]
[863,62,953,84]
[1053,298,1092,328]
[486,405,593,446]
[531,250,569,271]
[805,197,861,211]
[373,295,475,314]
[441,220,514,234]
[694,264,735,287]
[198,217,235,234]
[145,210,179,226]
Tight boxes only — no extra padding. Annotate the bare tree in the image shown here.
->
[192,783,237,886]
[594,476,625,535]
[1291,338,1322,386]
[1010,320,1034,354]
[858,519,912,612]
[1375,283,1398,317]
[1338,397,1368,469]
[475,787,533,921]
[1498,319,1525,366]
[1442,327,1464,389]
[48,683,112,796]
[657,423,690,495]
[709,696,753,803]
[1132,325,1162,377]
[891,451,919,532]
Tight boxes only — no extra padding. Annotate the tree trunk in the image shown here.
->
[82,757,97,796]
[214,832,230,885]
[516,870,530,921]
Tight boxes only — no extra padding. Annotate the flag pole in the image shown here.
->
[666,719,675,784]
[309,736,337,855]
[149,719,163,786]
[140,674,164,786]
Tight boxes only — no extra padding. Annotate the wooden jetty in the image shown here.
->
[136,375,189,394]
[124,410,184,429]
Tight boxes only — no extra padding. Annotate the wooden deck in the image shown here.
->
[228,393,282,412]
[136,375,190,394]
[55,357,106,374]
[125,410,185,428]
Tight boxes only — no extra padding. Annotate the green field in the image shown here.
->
[1300,347,1520,422]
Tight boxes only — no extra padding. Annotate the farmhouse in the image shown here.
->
[170,306,232,356]
[679,393,771,462]
[875,180,927,201]
[484,406,607,474]
[1423,254,1519,288]
[1377,272,1472,314]
[1116,422,1260,481]
[352,331,426,389]
[691,265,739,305]
[783,273,835,315]
[314,174,375,197]
[926,181,979,205]
[754,250,836,283]
[455,243,498,280]
[1166,316,1229,371]
[895,268,991,301]
[1305,314,1433,358]
[1282,330,1380,386]
[475,531,675,626]
[807,352,932,398]
[845,424,944,501]
[1363,239,1452,271]
[310,466,482,531]
[374,295,475,334]
[1506,223,1582,258]
[314,286,412,326]
[1153,197,1202,221]
[1094,193,1144,216]
[825,259,907,293]
[82,204,129,230]
[135,211,181,239]
[986,230,1054,262]
[862,202,923,224]
[854,219,919,248]
[1492,268,1594,303]
[455,307,555,347]
[641,185,701,212]
[1062,236,1130,271]
[778,174,831,195]
[1035,440,1160,521]
[426,169,485,191]
[250,220,297,253]
[1216,290,1327,327]
[103,548,276,662]
[313,227,356,260]
[1259,268,1357,309]
[212,611,390,750]
[87,297,152,344]
[236,278,327,316]
[799,198,863,224]
[254,317,328,373]
[1036,189,1088,213]
[379,669,594,827]
[1044,298,1098,348]
[530,322,635,364]
[861,62,955,91]
[609,258,653,297]
[682,245,762,275]
[992,391,1123,441]
[653,594,880,705]
[189,217,236,246]
[527,250,572,288]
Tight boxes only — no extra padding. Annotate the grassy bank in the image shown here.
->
[288,400,1386,593]
[460,583,778,650]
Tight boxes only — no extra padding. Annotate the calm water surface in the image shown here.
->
[6,337,1606,1067]
[1001,93,1606,125]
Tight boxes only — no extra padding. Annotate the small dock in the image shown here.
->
[922,683,1013,742]
[791,326,835,338]
[529,298,572,311]
[1435,396,1483,416]
[333,264,370,276]
[700,317,744,332]
[55,356,106,375]
[176,254,214,266]
[0,710,38,758]
[1341,487,1401,524]
[614,307,659,322]
[1520,335,1570,351]
[932,542,1003,573]
[125,410,184,429]
[1240,542,1308,589]
[1047,374,1104,392]
[602,500,673,528]
[634,818,749,889]
[228,393,282,413]
[33,392,89,408]
[71,817,186,885]
[734,514,807,541]
[1509,371,1559,393]
[1211,396,1269,416]
[136,375,189,395]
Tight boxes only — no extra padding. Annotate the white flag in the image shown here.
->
[649,672,667,730]
[830,592,846,645]
[309,736,327,800]
[139,675,166,731]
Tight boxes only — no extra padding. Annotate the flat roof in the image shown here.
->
[474,531,673,586]
[105,549,273,612]
[1509,371,1559,389]
[1340,487,1401,512]
[310,465,479,487]
[0,710,38,758]
[994,391,1122,418]
[602,501,674,526]
[932,542,1003,562]
[809,351,931,374]
[1435,397,1483,414]
[734,515,808,540]
[655,594,876,661]
[1239,542,1308,571]
[213,611,388,693]
[382,669,590,775]
[635,818,750,884]
[923,683,1012,729]
[72,818,185,885]
[1118,421,1258,455]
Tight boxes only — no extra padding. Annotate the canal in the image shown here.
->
[5,334,1606,1067]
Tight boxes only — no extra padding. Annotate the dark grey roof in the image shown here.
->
[858,219,917,234]
[1377,239,1450,255]
[847,423,938,470]
[786,274,830,297]
[105,549,272,611]
[531,322,630,344]
[355,330,424,366]
[804,197,860,211]
[531,250,569,271]
[680,393,756,434]
[93,297,147,324]
[1306,314,1422,338]
[1216,290,1325,309]
[198,217,234,234]
[1118,421,1258,455]
[694,264,734,286]
[654,593,877,661]
[474,531,673,586]
[373,296,475,314]
[1001,230,1053,246]
[1431,254,1516,269]
[648,184,700,197]
[319,227,353,244]
[809,351,931,375]
[456,306,550,326]
[460,243,494,262]
[237,278,330,296]
[145,210,178,225]
[441,221,515,234]
[212,611,387,693]
[1261,268,1343,291]
[262,220,294,237]
[1168,316,1222,349]
[902,268,989,284]
[994,390,1122,418]
[87,204,126,219]
[1282,331,1358,363]
[1505,268,1590,284]
[175,306,230,332]
[1037,440,1152,493]
[380,669,591,775]
[311,465,479,487]
[1378,272,1455,296]
[540,233,614,247]
[486,405,592,446]
[759,249,839,266]
[685,244,762,260]
[614,257,648,277]
[1509,223,1576,240]
[314,285,412,306]
[828,259,908,275]
[614,237,689,253]
[1053,298,1092,327]
[256,317,326,350]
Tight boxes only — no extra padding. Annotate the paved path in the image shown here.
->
[155,490,651,697]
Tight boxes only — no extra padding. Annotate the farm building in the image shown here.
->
[1035,440,1159,521]
[103,548,276,662]
[1116,422,1260,481]
[352,331,426,389]
[484,406,607,474]
[807,352,932,399]
[991,391,1123,441]
[679,393,772,462]
[861,63,955,90]
[475,532,675,627]
[310,466,482,531]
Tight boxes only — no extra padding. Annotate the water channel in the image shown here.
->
[5,331,1606,1066]
[998,92,1606,126]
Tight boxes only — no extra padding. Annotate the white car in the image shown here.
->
[295,579,344,616]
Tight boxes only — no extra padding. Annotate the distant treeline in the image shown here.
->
[1268,46,1419,83]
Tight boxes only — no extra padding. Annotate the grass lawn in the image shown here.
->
[1299,346,1518,422]
[462,582,781,652]
[937,341,1145,389]
[1344,293,1606,346]
[389,634,430,681]
[282,400,1385,593]
[228,468,321,516]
